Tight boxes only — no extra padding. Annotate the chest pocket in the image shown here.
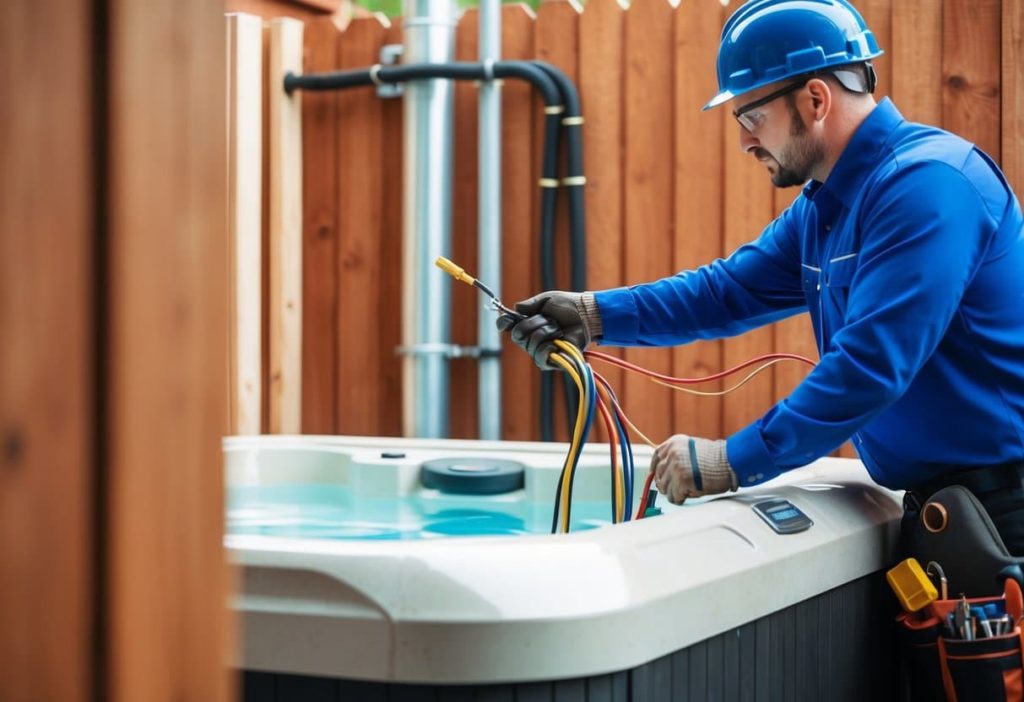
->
[822,254,858,316]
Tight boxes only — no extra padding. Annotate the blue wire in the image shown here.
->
[578,355,597,448]
[619,414,635,517]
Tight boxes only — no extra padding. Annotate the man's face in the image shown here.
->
[734,81,826,188]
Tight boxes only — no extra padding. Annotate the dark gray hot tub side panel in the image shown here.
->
[242,573,900,701]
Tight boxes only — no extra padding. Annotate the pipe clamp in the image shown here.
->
[396,343,502,359]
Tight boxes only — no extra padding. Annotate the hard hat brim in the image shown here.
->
[701,90,736,112]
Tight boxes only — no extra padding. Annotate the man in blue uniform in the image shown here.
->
[498,0,1024,552]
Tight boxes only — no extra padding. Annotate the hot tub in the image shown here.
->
[226,435,904,700]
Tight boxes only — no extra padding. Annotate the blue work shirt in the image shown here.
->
[594,99,1024,490]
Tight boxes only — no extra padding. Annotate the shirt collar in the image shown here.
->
[805,98,904,208]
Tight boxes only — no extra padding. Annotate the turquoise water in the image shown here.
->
[227,484,615,540]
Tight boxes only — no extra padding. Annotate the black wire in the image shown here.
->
[557,350,592,532]
[531,62,588,441]
[531,61,587,292]
[540,373,554,442]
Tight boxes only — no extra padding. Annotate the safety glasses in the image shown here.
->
[732,77,812,132]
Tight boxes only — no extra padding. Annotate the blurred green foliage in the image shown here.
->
[355,0,538,20]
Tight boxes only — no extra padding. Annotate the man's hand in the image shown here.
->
[496,291,602,370]
[651,434,738,505]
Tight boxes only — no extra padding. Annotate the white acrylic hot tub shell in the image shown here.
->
[226,435,903,685]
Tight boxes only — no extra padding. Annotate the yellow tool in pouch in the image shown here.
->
[888,557,939,612]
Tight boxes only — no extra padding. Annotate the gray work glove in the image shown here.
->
[495,291,603,370]
[651,434,739,505]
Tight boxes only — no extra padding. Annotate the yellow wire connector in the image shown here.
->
[435,256,476,286]
[435,256,519,318]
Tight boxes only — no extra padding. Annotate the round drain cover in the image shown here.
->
[420,457,526,495]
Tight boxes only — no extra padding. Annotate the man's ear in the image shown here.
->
[805,78,831,122]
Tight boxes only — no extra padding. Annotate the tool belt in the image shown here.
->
[896,482,1024,701]
[906,461,1024,513]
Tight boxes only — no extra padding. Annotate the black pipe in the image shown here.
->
[532,61,586,293]
[285,60,590,444]
[533,62,589,440]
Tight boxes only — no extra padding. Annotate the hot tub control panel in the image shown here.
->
[752,499,813,534]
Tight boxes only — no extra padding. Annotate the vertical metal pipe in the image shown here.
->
[401,0,457,438]
[477,0,502,439]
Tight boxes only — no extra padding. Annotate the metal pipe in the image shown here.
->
[477,0,502,440]
[402,0,458,438]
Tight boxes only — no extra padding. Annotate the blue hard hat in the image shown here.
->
[703,0,883,111]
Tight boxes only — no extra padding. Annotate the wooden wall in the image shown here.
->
[0,2,94,700]
[1,1,230,701]
[283,0,1023,456]
[105,0,231,699]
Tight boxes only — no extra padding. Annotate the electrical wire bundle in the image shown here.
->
[435,256,817,535]
[436,257,630,532]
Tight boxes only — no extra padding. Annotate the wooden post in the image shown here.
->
[336,16,388,436]
[106,0,230,698]
[227,13,264,436]
[0,3,93,699]
[1003,0,1024,198]
[301,17,342,435]
[268,18,304,434]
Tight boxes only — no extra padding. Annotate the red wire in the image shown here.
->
[594,395,621,523]
[635,471,656,519]
[585,349,816,385]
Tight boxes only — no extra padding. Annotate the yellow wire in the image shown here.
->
[549,351,588,533]
[651,359,785,396]
[553,338,585,364]
[552,358,585,532]
[594,381,624,523]
[557,339,602,521]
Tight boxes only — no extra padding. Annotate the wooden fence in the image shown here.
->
[241,0,1023,455]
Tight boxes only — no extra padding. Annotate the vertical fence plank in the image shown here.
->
[268,18,304,434]
[943,0,1001,161]
[891,0,942,125]
[228,14,264,436]
[1003,0,1024,197]
[859,0,892,100]
[300,17,340,434]
[579,0,626,442]
[379,21,405,436]
[0,2,93,698]
[106,0,230,698]
[499,5,538,441]
[336,16,389,435]
[720,107,775,438]
[673,0,725,442]
[622,0,676,443]
[536,0,582,443]
[451,10,481,439]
